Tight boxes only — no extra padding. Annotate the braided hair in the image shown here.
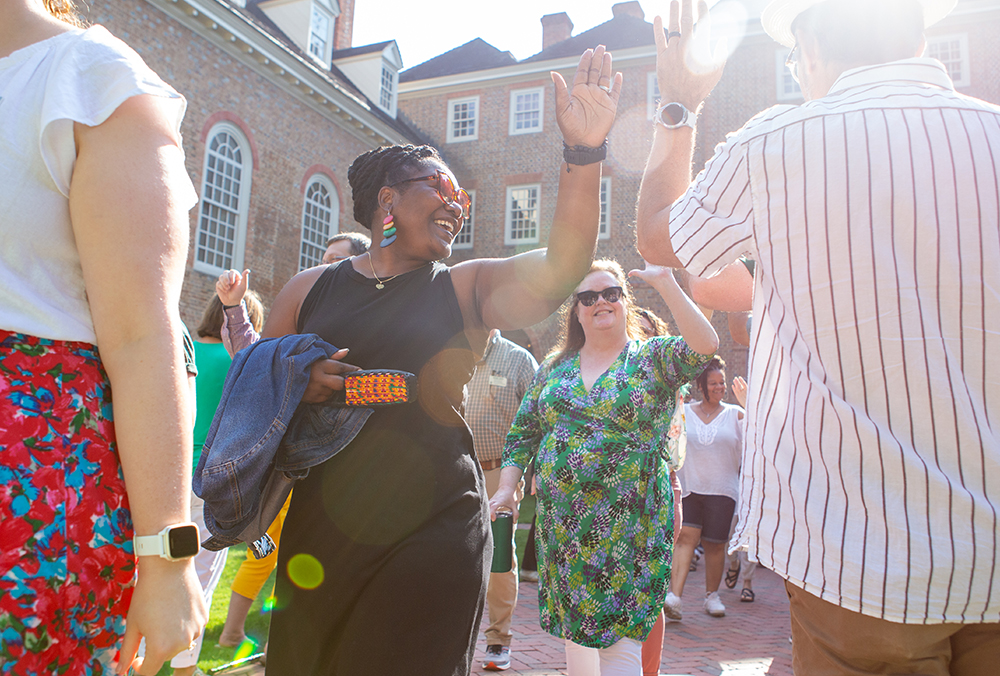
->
[347,144,444,229]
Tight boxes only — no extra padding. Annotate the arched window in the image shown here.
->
[300,174,339,270]
[194,123,252,275]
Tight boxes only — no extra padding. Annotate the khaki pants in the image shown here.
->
[787,582,1000,676]
[483,466,523,647]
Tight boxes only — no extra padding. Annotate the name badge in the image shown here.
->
[489,374,508,387]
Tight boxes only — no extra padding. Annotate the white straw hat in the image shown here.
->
[761,0,958,48]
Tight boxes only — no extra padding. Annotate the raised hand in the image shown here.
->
[732,375,748,408]
[552,45,623,148]
[654,0,727,112]
[216,269,250,307]
[628,260,679,288]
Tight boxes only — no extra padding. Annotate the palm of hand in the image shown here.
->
[552,46,621,148]
[558,86,616,148]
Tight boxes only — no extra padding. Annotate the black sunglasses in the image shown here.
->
[576,286,624,307]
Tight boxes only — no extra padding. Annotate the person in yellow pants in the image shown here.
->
[218,492,292,648]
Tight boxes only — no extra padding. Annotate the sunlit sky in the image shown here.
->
[351,1,710,71]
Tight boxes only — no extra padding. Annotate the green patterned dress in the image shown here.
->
[502,336,711,648]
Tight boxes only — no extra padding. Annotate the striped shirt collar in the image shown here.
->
[827,57,955,96]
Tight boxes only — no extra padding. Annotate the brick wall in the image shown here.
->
[399,56,753,389]
[82,0,379,327]
[398,3,1000,389]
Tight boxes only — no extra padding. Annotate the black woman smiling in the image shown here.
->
[259,47,623,676]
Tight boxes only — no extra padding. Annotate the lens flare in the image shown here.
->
[287,553,325,589]
[233,637,259,660]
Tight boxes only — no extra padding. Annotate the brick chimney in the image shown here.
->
[541,12,574,50]
[333,0,355,50]
[611,1,644,20]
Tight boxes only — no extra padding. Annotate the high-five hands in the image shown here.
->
[654,0,727,113]
[552,45,623,148]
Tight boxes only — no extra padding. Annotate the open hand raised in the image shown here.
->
[552,45,622,148]
[654,0,727,113]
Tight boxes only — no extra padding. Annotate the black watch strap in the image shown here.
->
[563,139,608,166]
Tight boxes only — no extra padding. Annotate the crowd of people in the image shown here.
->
[1,0,997,675]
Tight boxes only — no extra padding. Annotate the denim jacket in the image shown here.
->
[194,333,372,553]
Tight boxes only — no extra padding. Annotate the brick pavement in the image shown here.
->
[472,563,793,676]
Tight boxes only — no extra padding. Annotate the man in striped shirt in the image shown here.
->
[467,329,539,671]
[636,0,1000,672]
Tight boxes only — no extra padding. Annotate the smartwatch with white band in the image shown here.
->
[655,101,697,130]
[134,522,200,561]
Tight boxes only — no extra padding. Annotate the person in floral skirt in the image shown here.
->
[0,1,206,674]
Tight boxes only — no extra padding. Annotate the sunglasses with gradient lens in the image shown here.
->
[390,170,471,218]
[576,286,624,307]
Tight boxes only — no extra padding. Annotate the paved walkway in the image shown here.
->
[471,564,793,676]
[225,560,793,675]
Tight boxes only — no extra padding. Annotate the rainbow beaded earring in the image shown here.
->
[380,207,397,248]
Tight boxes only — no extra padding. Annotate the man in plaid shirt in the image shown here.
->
[467,329,538,671]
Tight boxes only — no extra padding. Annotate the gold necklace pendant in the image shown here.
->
[368,252,401,290]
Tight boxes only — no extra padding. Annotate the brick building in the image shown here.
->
[398,0,1000,375]
[73,0,1000,371]
[78,0,420,326]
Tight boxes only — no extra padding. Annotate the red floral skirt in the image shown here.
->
[0,330,135,675]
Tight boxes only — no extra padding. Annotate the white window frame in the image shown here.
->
[509,86,545,135]
[452,189,475,249]
[308,4,332,64]
[446,96,479,143]
[194,122,252,277]
[775,48,802,101]
[379,62,398,115]
[299,174,339,271]
[647,71,660,120]
[926,33,970,88]
[599,177,611,240]
[504,184,541,246]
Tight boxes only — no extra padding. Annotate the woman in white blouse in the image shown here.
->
[663,356,744,620]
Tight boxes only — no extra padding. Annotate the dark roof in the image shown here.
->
[400,14,655,82]
[522,13,654,62]
[332,40,394,60]
[400,38,517,83]
[215,0,419,140]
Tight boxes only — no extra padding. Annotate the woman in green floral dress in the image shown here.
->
[490,259,717,675]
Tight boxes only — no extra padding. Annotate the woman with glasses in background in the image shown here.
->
[490,260,717,675]
[256,48,622,676]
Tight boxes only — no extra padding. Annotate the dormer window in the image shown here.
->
[309,5,331,62]
[380,63,396,111]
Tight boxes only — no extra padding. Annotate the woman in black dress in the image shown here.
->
[261,47,622,675]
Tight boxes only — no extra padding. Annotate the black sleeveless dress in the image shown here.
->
[266,260,489,675]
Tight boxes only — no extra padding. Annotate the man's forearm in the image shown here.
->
[636,125,698,268]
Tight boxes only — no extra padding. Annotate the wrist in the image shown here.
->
[654,101,698,131]
[563,139,608,166]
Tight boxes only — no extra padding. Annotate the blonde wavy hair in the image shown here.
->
[44,0,87,27]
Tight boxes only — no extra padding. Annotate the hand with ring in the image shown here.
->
[654,0,727,113]
[552,44,623,149]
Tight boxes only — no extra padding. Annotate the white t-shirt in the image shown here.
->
[0,26,196,343]
[677,402,743,502]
